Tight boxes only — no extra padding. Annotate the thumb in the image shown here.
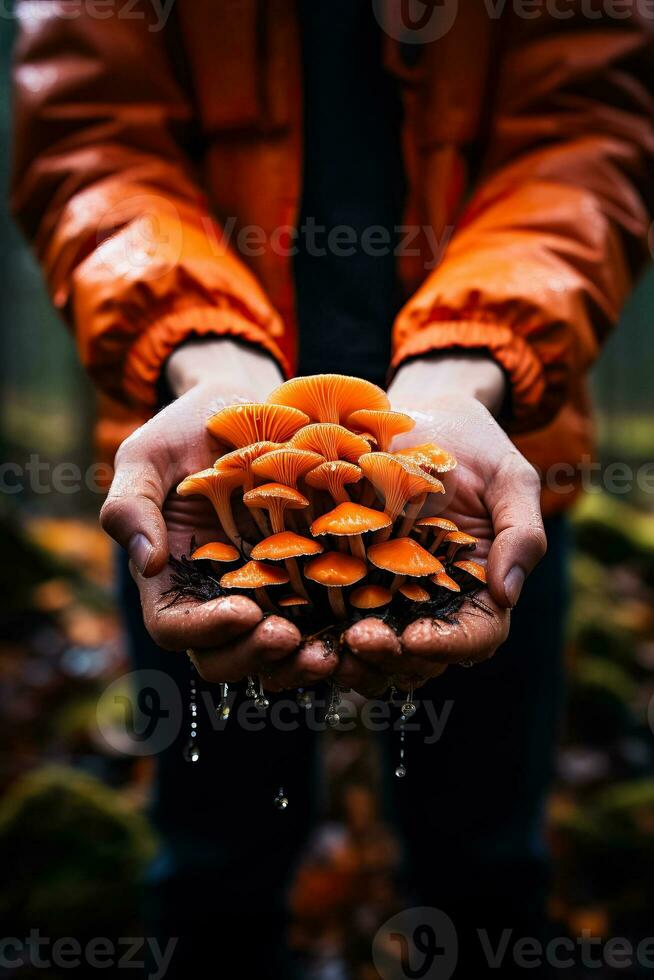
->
[100,455,169,577]
[485,458,547,608]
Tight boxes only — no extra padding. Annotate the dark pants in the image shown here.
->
[118,517,567,979]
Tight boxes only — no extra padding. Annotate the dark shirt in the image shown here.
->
[295,0,405,388]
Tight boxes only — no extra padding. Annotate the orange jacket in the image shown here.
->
[11,1,654,514]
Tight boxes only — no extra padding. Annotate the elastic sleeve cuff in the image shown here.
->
[391,320,564,432]
[122,306,291,408]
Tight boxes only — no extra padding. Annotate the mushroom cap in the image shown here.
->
[398,582,431,602]
[310,502,392,537]
[431,571,461,592]
[177,467,242,498]
[190,542,240,563]
[243,482,309,511]
[251,531,323,561]
[395,443,457,474]
[358,453,444,519]
[251,447,324,487]
[278,594,311,608]
[350,585,392,609]
[267,374,389,424]
[290,423,371,462]
[453,559,487,583]
[214,441,281,473]
[304,551,367,587]
[444,530,478,549]
[347,409,415,448]
[207,403,309,447]
[220,560,290,589]
[367,538,444,577]
[305,461,363,495]
[415,517,458,532]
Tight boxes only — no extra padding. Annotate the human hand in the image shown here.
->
[338,354,547,694]
[100,338,338,688]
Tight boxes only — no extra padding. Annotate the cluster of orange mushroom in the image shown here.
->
[176,374,486,628]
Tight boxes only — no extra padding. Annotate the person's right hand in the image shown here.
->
[100,338,339,689]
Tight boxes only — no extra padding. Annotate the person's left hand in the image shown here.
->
[335,354,547,696]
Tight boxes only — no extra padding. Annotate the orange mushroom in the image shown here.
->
[220,560,289,610]
[190,542,240,563]
[214,440,281,536]
[395,443,457,475]
[415,516,459,554]
[207,402,309,447]
[278,595,311,609]
[350,585,392,610]
[251,447,324,489]
[358,453,444,540]
[431,570,461,592]
[310,501,392,561]
[243,483,309,535]
[267,374,389,424]
[177,468,248,553]
[347,409,415,452]
[367,537,444,579]
[304,551,367,619]
[398,582,431,603]
[251,530,323,599]
[305,461,362,504]
[453,559,487,584]
[444,530,478,560]
[290,422,371,462]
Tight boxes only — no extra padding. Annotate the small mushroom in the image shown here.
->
[305,461,363,504]
[453,559,487,584]
[251,530,323,599]
[190,542,240,563]
[444,530,478,560]
[347,409,415,452]
[177,468,248,553]
[310,501,392,561]
[350,585,392,611]
[395,443,457,475]
[267,374,389,424]
[367,538,444,589]
[220,560,289,611]
[358,453,444,541]
[431,570,461,592]
[214,441,282,536]
[415,517,459,554]
[251,447,324,488]
[278,595,311,610]
[207,403,309,447]
[243,483,309,535]
[290,422,371,462]
[304,551,367,619]
[398,582,431,602]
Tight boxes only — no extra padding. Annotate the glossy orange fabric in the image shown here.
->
[11,1,654,514]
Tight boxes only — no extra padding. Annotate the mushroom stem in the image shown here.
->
[358,483,376,508]
[429,531,449,554]
[348,535,367,562]
[211,487,251,555]
[327,587,346,620]
[390,574,407,593]
[285,558,310,600]
[254,587,275,612]
[398,493,427,537]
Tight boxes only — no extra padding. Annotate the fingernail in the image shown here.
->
[128,533,153,575]
[504,566,525,607]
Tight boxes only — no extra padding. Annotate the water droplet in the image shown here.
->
[326,711,340,728]
[460,660,475,668]
[255,695,269,710]
[395,764,407,778]
[296,690,312,709]
[401,701,417,718]
[183,740,200,763]
[274,793,289,811]
[218,704,231,721]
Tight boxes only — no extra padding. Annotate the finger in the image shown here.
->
[265,640,339,692]
[343,618,436,678]
[485,456,547,607]
[189,616,302,683]
[101,450,169,577]
[334,651,389,698]
[401,591,510,664]
[137,580,264,651]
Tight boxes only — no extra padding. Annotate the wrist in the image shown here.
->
[389,353,507,417]
[166,337,284,401]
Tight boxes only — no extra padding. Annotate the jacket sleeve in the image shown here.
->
[391,11,654,432]
[10,0,289,411]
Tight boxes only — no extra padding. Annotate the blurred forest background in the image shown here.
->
[2,11,654,979]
